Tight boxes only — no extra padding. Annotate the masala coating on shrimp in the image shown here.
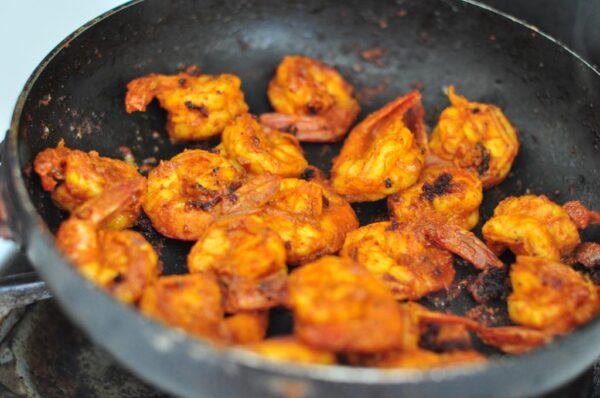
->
[56,181,159,304]
[261,178,358,264]
[508,256,600,334]
[245,337,336,365]
[143,149,243,240]
[482,195,583,260]
[125,68,248,141]
[220,113,308,177]
[429,86,519,189]
[388,166,483,230]
[287,256,404,353]
[224,174,358,264]
[331,91,425,202]
[260,55,360,142]
[188,215,287,312]
[139,274,225,341]
[341,221,455,300]
[34,140,146,229]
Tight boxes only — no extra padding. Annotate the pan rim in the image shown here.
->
[6,0,600,393]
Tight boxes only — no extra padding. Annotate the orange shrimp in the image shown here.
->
[331,91,426,202]
[259,55,360,142]
[56,181,160,304]
[125,68,248,142]
[34,140,146,229]
[429,86,519,189]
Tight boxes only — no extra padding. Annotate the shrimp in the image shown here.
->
[482,195,596,260]
[56,181,160,304]
[429,86,519,189]
[259,55,360,142]
[223,312,269,344]
[34,140,146,229]
[408,302,550,354]
[342,220,503,300]
[139,273,225,342]
[143,149,243,240]
[286,256,404,353]
[388,166,483,230]
[225,174,359,265]
[341,221,455,300]
[188,215,287,312]
[220,113,308,177]
[245,337,336,365]
[125,68,248,142]
[330,91,426,202]
[508,256,600,334]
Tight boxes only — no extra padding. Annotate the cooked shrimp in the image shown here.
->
[125,68,248,142]
[563,200,600,229]
[139,273,225,341]
[245,337,336,364]
[188,215,287,312]
[259,55,360,142]
[482,195,588,260]
[341,221,455,300]
[260,178,358,264]
[508,256,600,334]
[404,302,550,354]
[287,256,404,353]
[56,181,160,304]
[223,312,269,344]
[331,91,426,202]
[220,113,308,177]
[388,166,483,230]
[429,86,519,189]
[34,140,146,229]
[225,175,358,264]
[143,149,243,240]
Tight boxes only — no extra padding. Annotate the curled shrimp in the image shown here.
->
[406,302,550,354]
[125,68,248,142]
[34,140,146,229]
[482,195,594,260]
[220,113,308,177]
[342,220,503,300]
[259,55,360,142]
[331,91,426,202]
[143,149,243,240]
[225,174,358,265]
[139,273,225,342]
[341,221,455,300]
[508,256,600,334]
[245,337,336,365]
[287,256,404,353]
[188,214,287,312]
[56,181,160,304]
[388,166,483,230]
[429,86,519,189]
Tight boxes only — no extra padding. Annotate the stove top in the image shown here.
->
[0,300,596,398]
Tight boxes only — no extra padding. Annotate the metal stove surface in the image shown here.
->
[0,300,596,398]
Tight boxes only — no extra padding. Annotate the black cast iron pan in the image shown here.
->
[1,0,600,396]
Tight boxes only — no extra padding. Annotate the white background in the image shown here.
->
[0,1,124,256]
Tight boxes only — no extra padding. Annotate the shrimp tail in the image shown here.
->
[563,201,600,229]
[72,179,145,227]
[424,223,504,269]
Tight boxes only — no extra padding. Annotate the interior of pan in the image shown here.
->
[15,0,600,365]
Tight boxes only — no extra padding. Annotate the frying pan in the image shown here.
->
[1,0,599,397]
